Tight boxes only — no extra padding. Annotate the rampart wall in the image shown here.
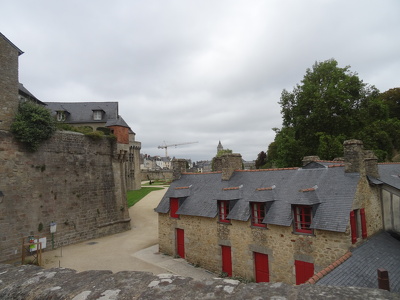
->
[0,131,131,263]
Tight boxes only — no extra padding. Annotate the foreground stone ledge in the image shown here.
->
[0,264,398,300]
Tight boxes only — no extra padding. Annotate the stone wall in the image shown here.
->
[141,170,173,182]
[158,213,352,284]
[0,131,130,263]
[1,264,396,300]
[0,35,20,131]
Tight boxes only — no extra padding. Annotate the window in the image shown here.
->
[170,198,179,218]
[56,111,66,122]
[350,208,367,244]
[218,200,230,223]
[293,205,313,234]
[93,110,102,120]
[251,202,266,227]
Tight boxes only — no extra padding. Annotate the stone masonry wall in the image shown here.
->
[0,131,130,263]
[158,213,352,284]
[1,264,397,300]
[0,36,19,131]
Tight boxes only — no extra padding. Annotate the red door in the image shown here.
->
[221,246,232,277]
[295,260,314,285]
[254,252,269,282]
[176,228,185,258]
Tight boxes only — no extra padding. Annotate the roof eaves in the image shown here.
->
[306,252,352,284]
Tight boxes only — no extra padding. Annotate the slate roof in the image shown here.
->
[370,163,400,190]
[316,231,400,292]
[19,83,46,105]
[45,102,130,128]
[155,163,360,232]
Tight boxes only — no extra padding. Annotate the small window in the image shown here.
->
[56,111,66,122]
[218,200,230,223]
[170,198,179,218]
[251,202,266,227]
[293,205,313,234]
[93,110,102,120]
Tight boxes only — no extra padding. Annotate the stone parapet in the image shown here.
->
[0,264,397,299]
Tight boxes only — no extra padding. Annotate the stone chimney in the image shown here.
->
[221,153,242,181]
[343,140,379,177]
[302,156,320,166]
[213,156,222,172]
[172,159,187,181]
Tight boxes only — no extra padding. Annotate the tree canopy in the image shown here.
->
[263,59,400,167]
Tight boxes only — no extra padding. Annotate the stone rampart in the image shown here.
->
[141,170,173,182]
[0,264,397,299]
[0,131,130,263]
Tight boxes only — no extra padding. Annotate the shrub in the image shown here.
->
[11,101,56,152]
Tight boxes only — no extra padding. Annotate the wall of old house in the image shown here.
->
[0,35,20,131]
[158,212,352,284]
[0,131,131,263]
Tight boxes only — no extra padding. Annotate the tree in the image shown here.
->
[270,59,383,167]
[11,101,56,151]
[380,87,400,119]
[255,151,267,169]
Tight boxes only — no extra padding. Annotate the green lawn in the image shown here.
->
[127,187,164,208]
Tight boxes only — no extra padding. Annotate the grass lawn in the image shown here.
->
[127,187,164,208]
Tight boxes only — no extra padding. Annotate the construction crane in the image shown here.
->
[158,141,198,157]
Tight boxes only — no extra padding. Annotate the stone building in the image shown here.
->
[45,101,142,191]
[155,140,399,285]
[0,32,134,263]
[0,32,23,131]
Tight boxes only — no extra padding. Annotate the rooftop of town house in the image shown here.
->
[19,83,46,105]
[315,231,400,292]
[369,163,400,190]
[156,161,361,231]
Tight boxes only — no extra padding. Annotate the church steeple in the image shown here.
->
[217,140,223,153]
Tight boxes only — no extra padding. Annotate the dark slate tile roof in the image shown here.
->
[155,165,360,232]
[19,83,46,105]
[45,102,119,124]
[375,163,400,190]
[316,231,400,292]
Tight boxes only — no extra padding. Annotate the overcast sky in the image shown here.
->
[2,1,399,161]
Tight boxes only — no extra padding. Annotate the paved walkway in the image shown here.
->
[42,186,216,281]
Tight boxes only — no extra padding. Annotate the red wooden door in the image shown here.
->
[221,246,232,277]
[176,228,185,258]
[295,260,314,285]
[254,252,269,282]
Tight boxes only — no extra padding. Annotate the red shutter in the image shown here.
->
[360,208,367,239]
[176,228,185,258]
[221,246,232,277]
[350,210,357,244]
[170,198,179,218]
[254,252,269,283]
[295,260,314,285]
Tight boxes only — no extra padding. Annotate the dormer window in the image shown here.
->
[251,202,266,228]
[293,205,313,234]
[56,111,66,122]
[93,110,103,120]
[218,200,230,223]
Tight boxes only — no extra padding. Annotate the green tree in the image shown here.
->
[271,59,381,167]
[380,87,400,119]
[11,101,56,151]
[255,151,267,169]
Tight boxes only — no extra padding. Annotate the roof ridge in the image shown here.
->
[237,167,299,172]
[306,251,352,284]
[328,164,345,168]
[315,160,344,163]
[182,171,221,175]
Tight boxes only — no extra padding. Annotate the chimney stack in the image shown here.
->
[343,140,379,177]
[302,156,320,166]
[172,159,187,181]
[221,153,242,181]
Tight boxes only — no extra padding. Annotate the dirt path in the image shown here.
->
[43,187,169,274]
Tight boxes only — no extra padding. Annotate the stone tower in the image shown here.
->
[217,140,223,153]
[0,33,23,131]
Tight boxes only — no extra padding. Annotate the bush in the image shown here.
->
[11,101,56,152]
